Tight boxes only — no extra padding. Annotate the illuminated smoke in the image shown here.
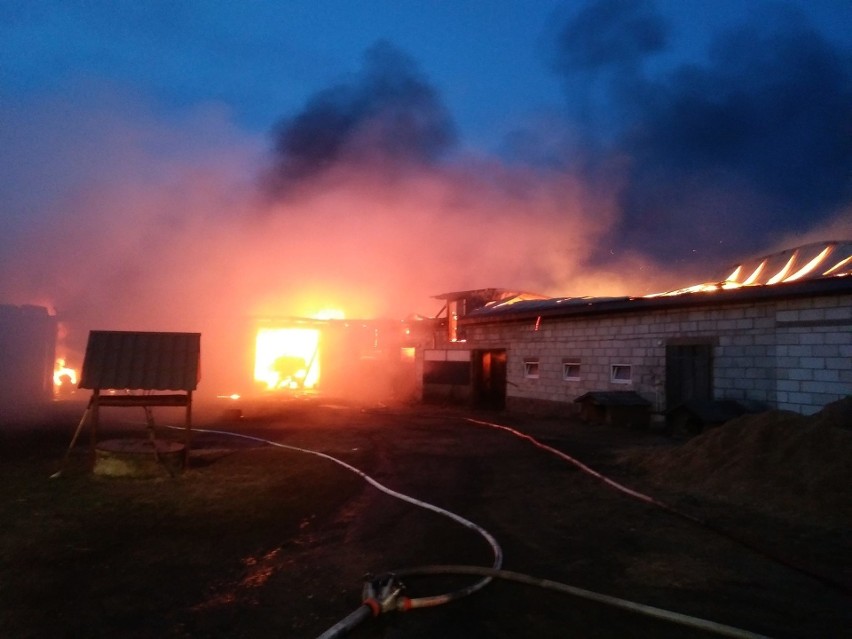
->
[0,73,646,398]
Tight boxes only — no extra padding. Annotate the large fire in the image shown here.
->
[254,327,321,390]
[647,241,851,297]
[252,309,346,391]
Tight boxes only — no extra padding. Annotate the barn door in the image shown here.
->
[665,343,713,409]
[472,349,507,409]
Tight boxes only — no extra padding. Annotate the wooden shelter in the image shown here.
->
[574,391,652,429]
[76,330,201,469]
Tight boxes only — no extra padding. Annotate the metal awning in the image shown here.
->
[79,331,200,391]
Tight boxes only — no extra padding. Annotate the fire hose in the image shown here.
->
[165,426,503,637]
[162,424,772,639]
[465,417,851,597]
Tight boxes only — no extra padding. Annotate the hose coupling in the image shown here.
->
[361,573,407,616]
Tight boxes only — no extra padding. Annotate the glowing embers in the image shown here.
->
[254,327,321,391]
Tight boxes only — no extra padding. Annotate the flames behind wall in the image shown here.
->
[254,324,321,391]
[250,317,418,402]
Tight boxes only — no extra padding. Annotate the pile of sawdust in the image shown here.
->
[624,397,852,525]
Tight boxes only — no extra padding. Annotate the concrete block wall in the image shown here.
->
[465,314,669,411]
[464,290,852,416]
[772,295,852,414]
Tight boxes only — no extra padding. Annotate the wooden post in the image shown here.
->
[143,405,160,463]
[184,390,193,468]
[90,389,100,469]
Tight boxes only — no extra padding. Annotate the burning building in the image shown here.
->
[416,241,852,420]
[246,314,427,403]
[4,240,848,421]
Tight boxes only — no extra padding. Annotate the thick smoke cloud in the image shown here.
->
[549,0,852,265]
[0,68,658,402]
[264,41,457,197]
[552,0,668,73]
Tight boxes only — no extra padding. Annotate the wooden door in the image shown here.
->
[665,343,713,409]
[472,349,507,409]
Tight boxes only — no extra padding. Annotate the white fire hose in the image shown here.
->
[162,423,771,639]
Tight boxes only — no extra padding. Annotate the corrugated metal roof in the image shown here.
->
[476,296,627,315]
[710,240,852,285]
[463,275,852,325]
[79,331,201,391]
[432,288,546,302]
[463,242,852,325]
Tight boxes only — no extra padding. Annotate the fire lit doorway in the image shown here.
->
[472,349,507,409]
[254,327,321,391]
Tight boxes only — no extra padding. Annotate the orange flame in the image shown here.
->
[254,327,321,390]
[53,358,78,391]
[253,309,344,391]
[783,246,832,282]
[647,242,850,298]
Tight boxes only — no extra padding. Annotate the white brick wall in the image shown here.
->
[773,300,852,414]
[464,291,852,416]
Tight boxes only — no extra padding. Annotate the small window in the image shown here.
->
[524,359,540,379]
[611,364,632,384]
[562,361,581,381]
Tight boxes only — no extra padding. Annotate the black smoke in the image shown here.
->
[549,0,852,265]
[263,40,457,197]
[552,0,668,73]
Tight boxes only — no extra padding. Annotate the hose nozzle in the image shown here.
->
[361,573,407,616]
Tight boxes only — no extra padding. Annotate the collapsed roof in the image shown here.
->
[463,241,852,324]
[651,240,852,297]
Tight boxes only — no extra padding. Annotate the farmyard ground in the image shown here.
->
[1,398,850,638]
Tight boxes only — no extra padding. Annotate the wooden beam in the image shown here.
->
[96,394,189,407]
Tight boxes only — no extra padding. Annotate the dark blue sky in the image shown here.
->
[1,0,851,331]
[4,1,850,147]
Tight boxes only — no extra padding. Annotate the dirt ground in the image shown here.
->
[1,397,850,638]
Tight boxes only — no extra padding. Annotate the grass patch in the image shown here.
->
[0,434,362,637]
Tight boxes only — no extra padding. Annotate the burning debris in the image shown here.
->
[248,314,422,402]
[254,324,321,391]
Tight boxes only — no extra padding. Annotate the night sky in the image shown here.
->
[1,1,851,376]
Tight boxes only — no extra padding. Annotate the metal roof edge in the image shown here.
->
[460,276,852,326]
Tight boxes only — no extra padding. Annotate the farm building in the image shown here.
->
[0,304,57,416]
[417,242,852,424]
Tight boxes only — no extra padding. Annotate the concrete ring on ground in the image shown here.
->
[94,439,185,478]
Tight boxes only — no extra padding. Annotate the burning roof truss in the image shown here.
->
[648,241,852,297]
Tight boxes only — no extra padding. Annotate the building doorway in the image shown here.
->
[472,349,507,409]
[665,342,713,409]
